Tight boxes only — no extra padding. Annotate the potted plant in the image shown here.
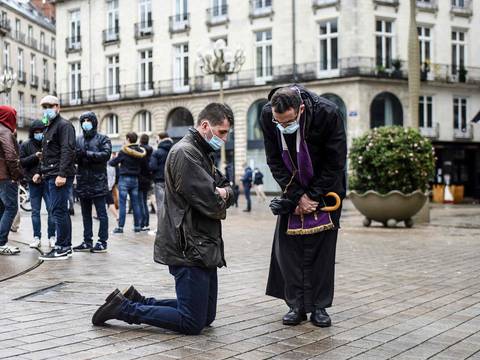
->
[349,126,435,228]
[421,60,430,81]
[458,65,468,83]
[375,64,387,77]
[391,59,402,78]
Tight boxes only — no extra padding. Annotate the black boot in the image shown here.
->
[92,289,126,325]
[282,307,307,326]
[123,285,145,303]
[311,308,331,327]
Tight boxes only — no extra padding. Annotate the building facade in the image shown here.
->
[0,0,56,139]
[53,0,480,198]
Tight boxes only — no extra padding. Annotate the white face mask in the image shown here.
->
[204,122,225,151]
[276,109,302,135]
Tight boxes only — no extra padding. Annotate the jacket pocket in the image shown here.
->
[187,234,222,269]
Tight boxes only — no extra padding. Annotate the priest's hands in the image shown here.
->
[296,194,319,215]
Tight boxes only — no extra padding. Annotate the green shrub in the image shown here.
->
[349,126,435,194]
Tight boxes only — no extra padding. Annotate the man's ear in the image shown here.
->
[299,104,305,114]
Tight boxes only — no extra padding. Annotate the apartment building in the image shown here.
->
[0,0,56,139]
[53,0,480,198]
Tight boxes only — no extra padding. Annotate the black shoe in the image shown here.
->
[243,209,251,212]
[39,247,73,261]
[311,308,332,327]
[69,208,75,215]
[91,242,107,253]
[112,227,123,234]
[92,289,125,326]
[282,308,307,326]
[123,285,144,303]
[73,242,93,252]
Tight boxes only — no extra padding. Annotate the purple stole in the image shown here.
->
[279,116,334,236]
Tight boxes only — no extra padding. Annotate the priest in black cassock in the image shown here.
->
[259,85,347,327]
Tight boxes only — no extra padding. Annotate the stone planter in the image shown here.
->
[349,190,428,228]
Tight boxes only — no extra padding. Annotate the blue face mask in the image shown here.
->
[33,133,43,141]
[277,122,300,135]
[82,121,93,131]
[205,123,225,151]
[42,108,57,125]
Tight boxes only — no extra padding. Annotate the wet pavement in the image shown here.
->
[1,199,480,360]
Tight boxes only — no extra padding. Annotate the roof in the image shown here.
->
[0,0,55,33]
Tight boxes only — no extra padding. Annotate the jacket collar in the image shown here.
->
[188,128,216,156]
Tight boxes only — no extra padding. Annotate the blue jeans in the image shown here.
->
[80,196,108,244]
[244,185,252,211]
[0,180,18,246]
[29,181,55,239]
[119,266,217,335]
[118,176,141,229]
[47,176,74,248]
[138,190,149,228]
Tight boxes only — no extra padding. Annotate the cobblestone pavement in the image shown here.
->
[1,199,480,360]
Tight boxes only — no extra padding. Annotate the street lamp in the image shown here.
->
[0,68,16,94]
[197,39,245,170]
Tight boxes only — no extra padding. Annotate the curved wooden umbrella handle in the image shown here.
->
[319,192,341,212]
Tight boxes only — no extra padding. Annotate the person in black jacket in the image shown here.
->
[19,120,56,249]
[108,132,146,234]
[149,132,173,224]
[138,134,153,231]
[92,103,234,335]
[34,95,76,261]
[260,85,346,328]
[73,112,112,253]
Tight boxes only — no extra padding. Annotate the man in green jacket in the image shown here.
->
[92,103,235,335]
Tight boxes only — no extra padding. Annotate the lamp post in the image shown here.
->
[197,39,245,171]
[0,68,16,95]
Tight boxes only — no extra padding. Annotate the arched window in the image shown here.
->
[321,93,347,127]
[105,114,119,135]
[370,92,403,128]
[247,99,267,149]
[137,110,152,133]
[166,107,194,139]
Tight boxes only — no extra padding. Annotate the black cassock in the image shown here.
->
[260,85,347,312]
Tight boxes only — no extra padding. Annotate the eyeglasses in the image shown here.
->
[272,108,300,126]
[41,104,55,109]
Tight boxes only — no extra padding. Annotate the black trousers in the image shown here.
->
[266,215,338,312]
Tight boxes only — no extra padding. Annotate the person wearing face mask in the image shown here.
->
[259,85,347,328]
[19,120,56,249]
[92,103,235,335]
[34,95,76,261]
[73,112,112,253]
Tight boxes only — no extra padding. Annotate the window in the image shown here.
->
[452,0,466,7]
[255,30,272,81]
[30,53,36,77]
[139,0,152,29]
[106,114,119,135]
[453,97,467,130]
[40,32,45,50]
[139,49,153,94]
[15,19,20,37]
[451,30,466,75]
[42,59,48,81]
[69,9,81,49]
[174,44,189,91]
[107,0,119,39]
[376,20,394,68]
[51,37,55,56]
[319,19,338,73]
[69,62,81,104]
[53,63,57,91]
[28,25,33,42]
[173,0,189,27]
[212,0,227,18]
[31,95,37,120]
[107,54,120,98]
[3,42,10,70]
[17,48,24,79]
[418,26,431,65]
[419,96,433,128]
[138,111,152,133]
[253,0,272,14]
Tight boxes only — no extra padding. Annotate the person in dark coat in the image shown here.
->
[108,132,145,234]
[92,103,234,335]
[253,167,267,203]
[73,111,112,253]
[241,164,253,212]
[149,132,173,224]
[259,85,346,327]
[35,95,76,261]
[19,120,56,249]
[138,134,153,231]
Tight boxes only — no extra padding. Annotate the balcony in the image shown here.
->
[17,71,26,84]
[206,6,229,27]
[451,0,472,17]
[312,0,340,12]
[42,79,50,92]
[0,18,11,35]
[420,123,439,139]
[14,31,26,44]
[373,0,399,10]
[249,0,274,20]
[454,124,473,140]
[103,28,120,44]
[134,22,153,39]
[169,14,190,34]
[30,75,39,88]
[41,44,50,56]
[28,37,38,50]
[417,0,438,13]
[65,37,81,53]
